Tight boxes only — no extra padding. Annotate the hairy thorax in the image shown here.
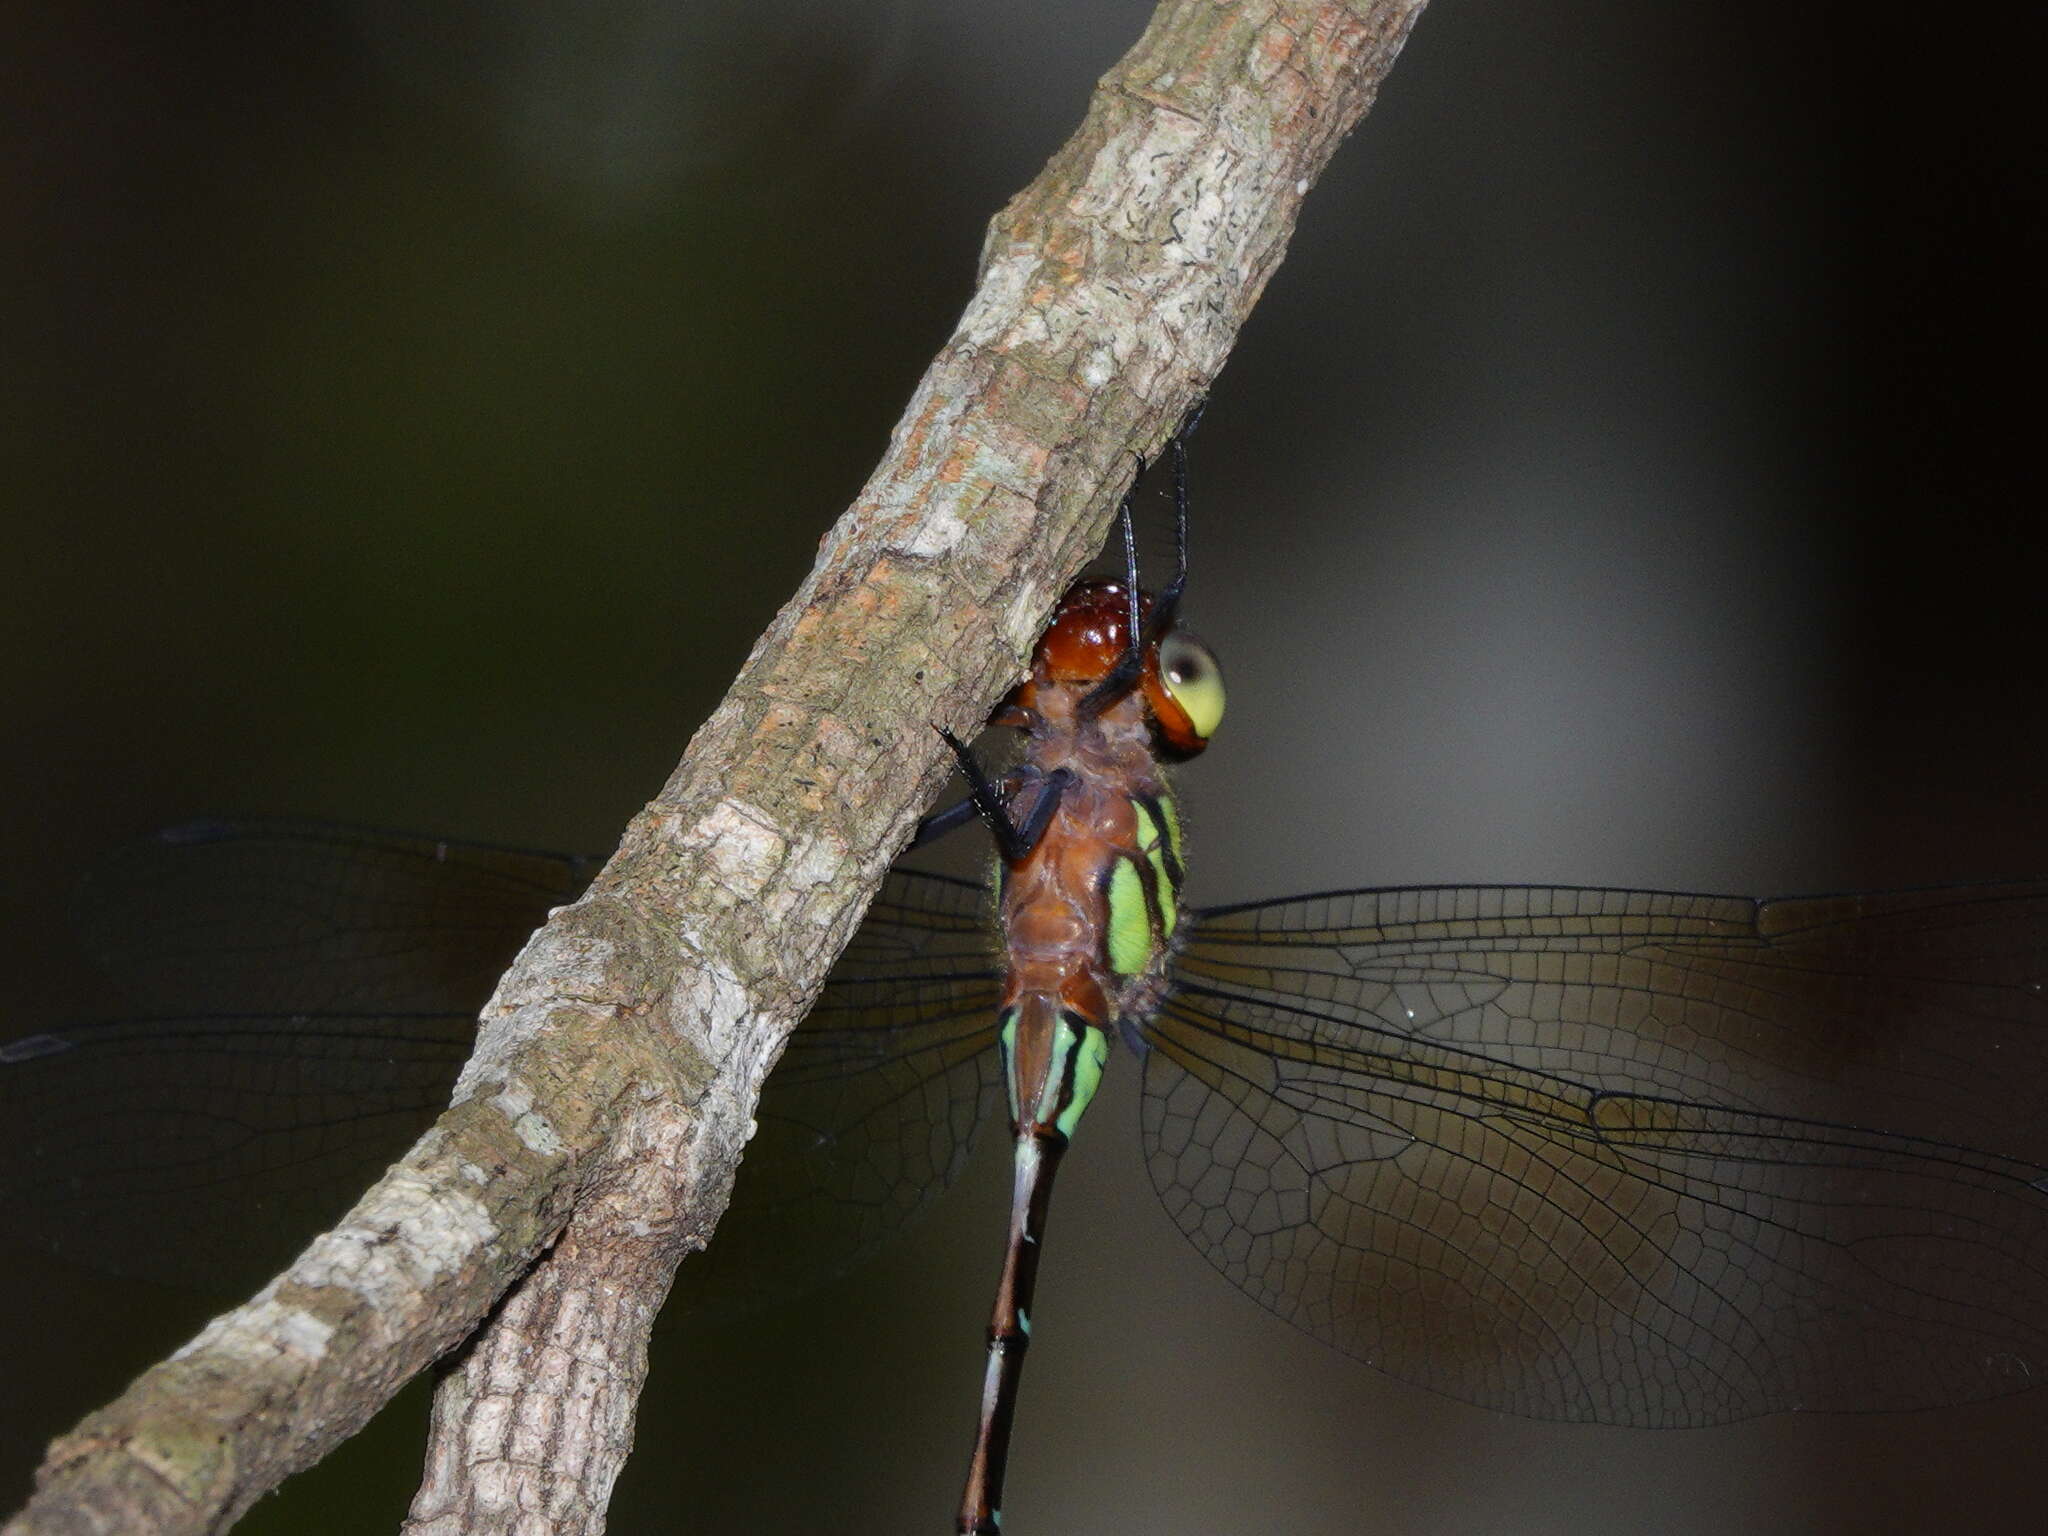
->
[998,687,1176,1027]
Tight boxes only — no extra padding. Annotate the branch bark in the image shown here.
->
[3,2,1430,1533]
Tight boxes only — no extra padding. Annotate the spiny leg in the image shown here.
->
[1149,418,1193,631]
[909,791,990,850]
[1079,413,1204,720]
[1078,460,1149,721]
[933,728,1071,865]
[1145,402,1202,639]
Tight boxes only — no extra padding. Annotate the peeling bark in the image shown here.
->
[2,2,1431,1533]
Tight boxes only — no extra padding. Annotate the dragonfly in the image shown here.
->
[4,451,2048,1532]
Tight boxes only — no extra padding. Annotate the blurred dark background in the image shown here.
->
[3,2,2043,1532]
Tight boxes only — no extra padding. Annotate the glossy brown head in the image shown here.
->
[1010,579,1225,758]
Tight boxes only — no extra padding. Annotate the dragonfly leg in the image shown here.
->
[1078,409,1204,720]
[908,792,987,850]
[1146,409,1196,634]
[933,729,1072,864]
[1005,767,1074,860]
[1077,461,1149,721]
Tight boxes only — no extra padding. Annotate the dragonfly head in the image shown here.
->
[1012,579,1226,759]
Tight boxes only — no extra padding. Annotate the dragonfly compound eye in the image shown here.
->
[1157,629,1225,743]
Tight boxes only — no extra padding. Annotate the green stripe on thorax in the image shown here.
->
[1106,791,1184,976]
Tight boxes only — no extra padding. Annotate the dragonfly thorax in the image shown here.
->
[994,692,1192,1120]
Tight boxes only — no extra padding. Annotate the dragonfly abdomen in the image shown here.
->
[956,699,1196,1531]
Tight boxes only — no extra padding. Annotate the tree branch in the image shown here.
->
[3,2,1430,1532]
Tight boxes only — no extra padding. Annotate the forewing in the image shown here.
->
[1145,883,2048,1425]
[667,868,1004,1315]
[7,829,1003,1315]
[6,821,591,1290]
[77,818,597,1014]
[0,1013,473,1292]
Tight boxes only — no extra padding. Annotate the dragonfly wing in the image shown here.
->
[668,868,1005,1316]
[9,826,1004,1314]
[1145,883,2048,1425]
[5,820,591,1291]
[0,1013,474,1292]
[76,818,598,1014]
